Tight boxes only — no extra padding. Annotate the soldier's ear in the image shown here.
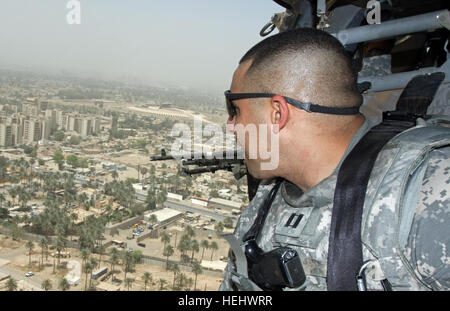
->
[271,95,289,132]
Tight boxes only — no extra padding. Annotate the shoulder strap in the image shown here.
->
[326,120,414,291]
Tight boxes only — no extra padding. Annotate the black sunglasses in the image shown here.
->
[224,90,360,118]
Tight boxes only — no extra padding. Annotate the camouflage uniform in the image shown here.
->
[220,118,450,291]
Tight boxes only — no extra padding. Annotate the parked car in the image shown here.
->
[25,271,34,277]
[137,243,146,248]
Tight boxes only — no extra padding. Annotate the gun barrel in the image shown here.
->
[150,155,175,161]
[151,149,244,161]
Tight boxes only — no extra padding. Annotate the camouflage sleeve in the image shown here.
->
[407,147,450,290]
[219,258,236,291]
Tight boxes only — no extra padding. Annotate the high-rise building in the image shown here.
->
[41,118,51,140]
[80,118,92,138]
[56,110,64,129]
[45,109,57,131]
[68,116,76,132]
[11,123,23,145]
[23,119,40,142]
[93,118,101,134]
[0,124,13,147]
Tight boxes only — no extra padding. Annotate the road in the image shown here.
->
[0,262,44,290]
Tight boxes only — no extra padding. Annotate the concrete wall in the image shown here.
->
[105,215,143,232]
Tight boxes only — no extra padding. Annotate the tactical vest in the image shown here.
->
[223,116,450,291]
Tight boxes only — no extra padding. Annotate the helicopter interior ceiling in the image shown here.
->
[271,0,450,76]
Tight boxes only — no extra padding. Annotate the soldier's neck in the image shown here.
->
[283,116,365,192]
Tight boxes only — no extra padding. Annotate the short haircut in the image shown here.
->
[238,28,362,109]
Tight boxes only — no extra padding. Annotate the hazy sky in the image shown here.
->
[0,0,282,92]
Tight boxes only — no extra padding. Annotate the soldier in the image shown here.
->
[220,28,450,291]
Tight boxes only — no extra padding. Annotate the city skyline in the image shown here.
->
[0,0,282,93]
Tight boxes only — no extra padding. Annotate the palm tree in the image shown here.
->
[81,248,90,280]
[214,222,224,236]
[97,244,106,269]
[158,278,167,290]
[142,272,152,291]
[56,234,67,267]
[200,240,209,262]
[185,225,195,238]
[6,278,17,291]
[58,277,70,291]
[185,277,194,291]
[209,241,218,261]
[125,278,134,291]
[108,248,119,281]
[122,251,134,281]
[190,239,199,263]
[42,279,52,291]
[160,232,171,249]
[89,257,98,288]
[192,261,203,291]
[26,240,34,267]
[177,235,191,261]
[83,262,92,291]
[163,245,174,270]
[39,237,48,270]
[168,263,180,289]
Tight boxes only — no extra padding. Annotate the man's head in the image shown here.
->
[227,28,365,187]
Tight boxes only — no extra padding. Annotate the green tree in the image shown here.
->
[108,248,119,281]
[200,240,209,262]
[69,135,81,145]
[142,272,152,291]
[163,245,174,270]
[54,130,65,142]
[53,150,65,170]
[223,216,234,229]
[6,278,17,291]
[42,279,52,291]
[39,237,48,270]
[122,251,134,281]
[125,277,134,291]
[160,232,171,249]
[214,222,224,235]
[83,262,92,291]
[58,277,70,291]
[158,278,167,290]
[192,261,203,291]
[168,263,180,289]
[66,154,79,168]
[97,244,106,269]
[209,241,218,261]
[56,234,67,267]
[26,240,34,267]
[190,239,199,263]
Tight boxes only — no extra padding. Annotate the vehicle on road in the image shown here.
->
[25,271,34,277]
